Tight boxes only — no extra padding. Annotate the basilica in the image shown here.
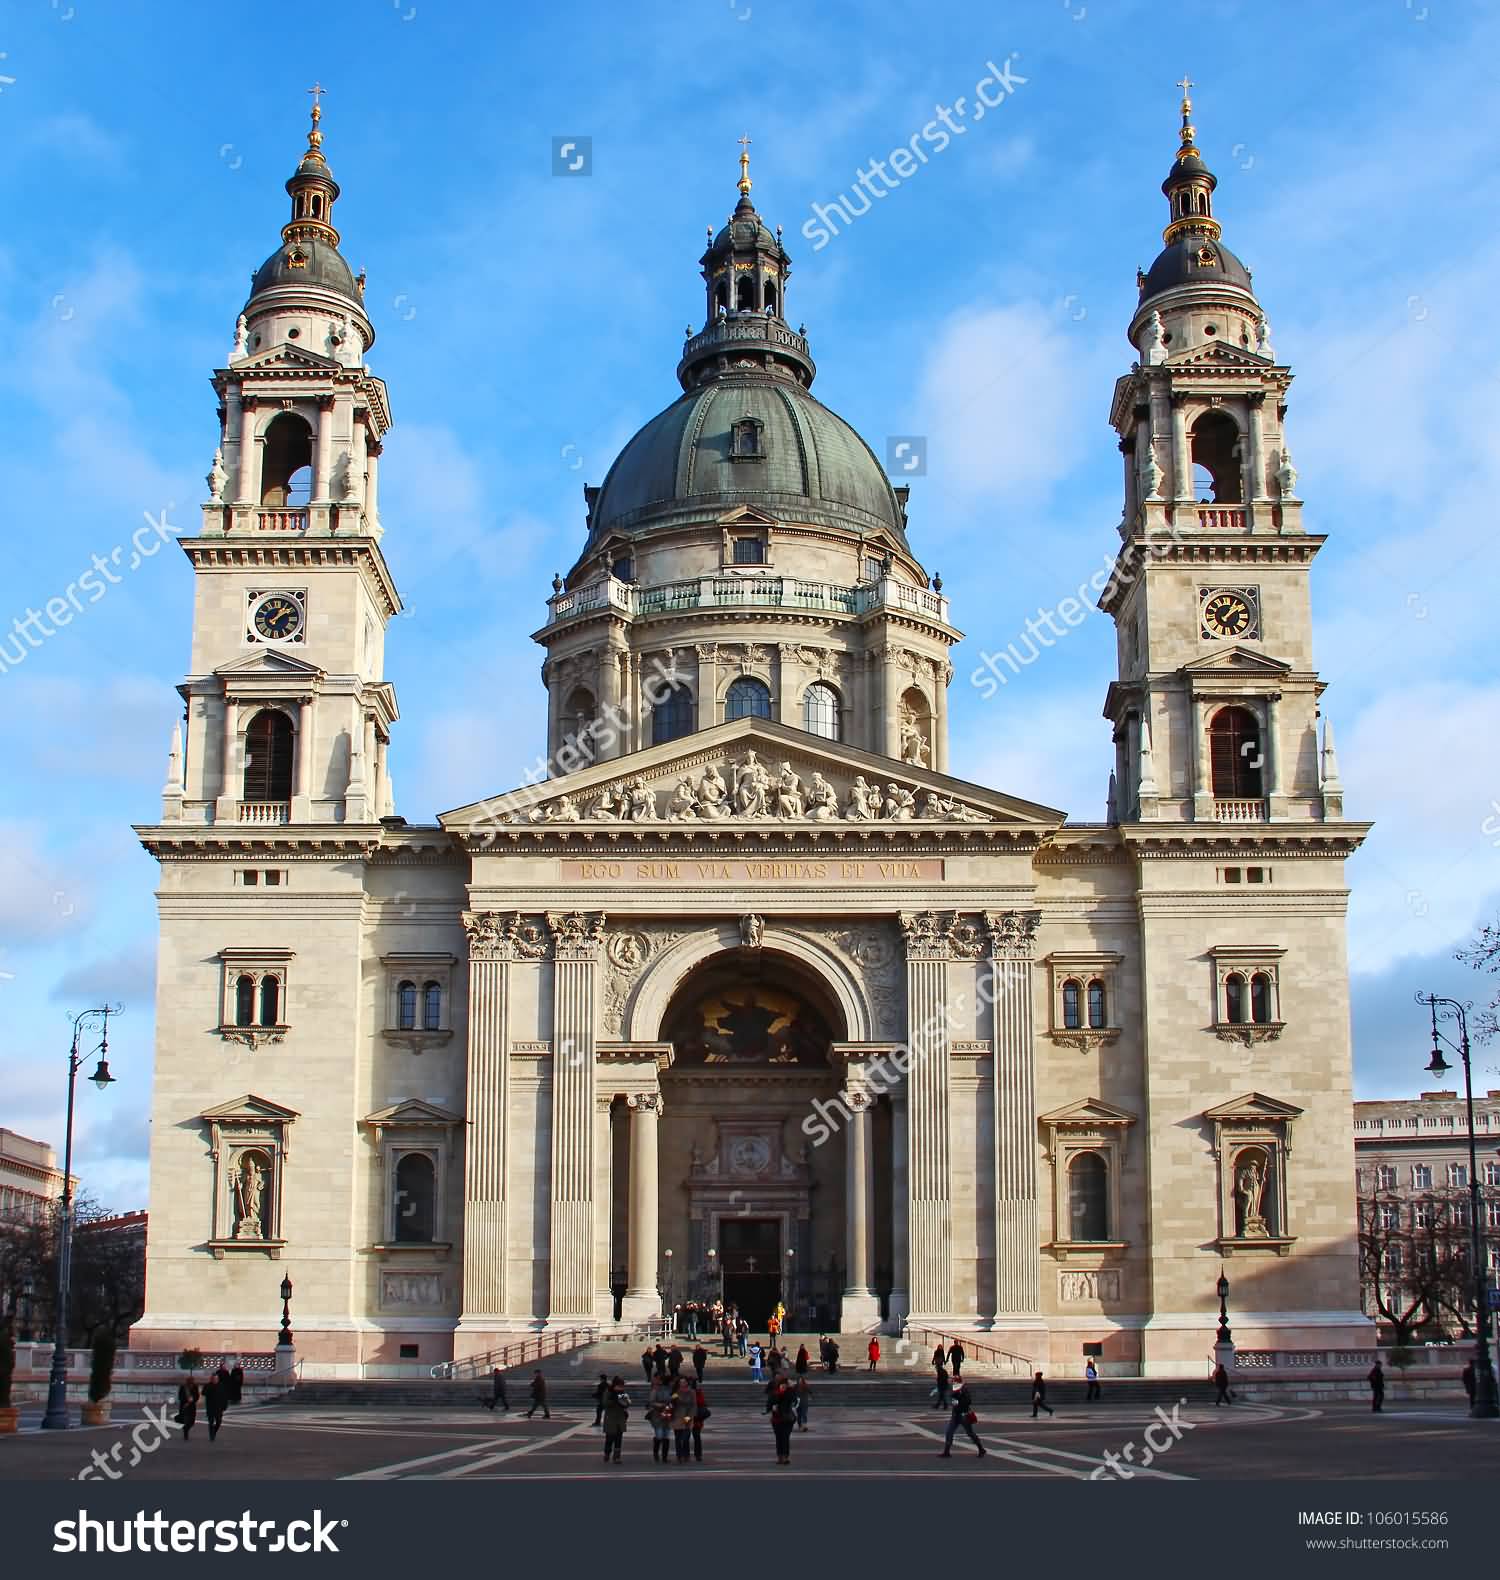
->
[134,90,1371,1376]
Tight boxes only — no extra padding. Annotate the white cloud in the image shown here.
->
[952,687,1111,818]
[0,821,93,947]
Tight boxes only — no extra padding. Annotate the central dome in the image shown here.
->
[588,374,909,547]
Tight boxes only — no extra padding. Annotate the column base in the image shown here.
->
[839,1292,883,1331]
[620,1291,662,1324]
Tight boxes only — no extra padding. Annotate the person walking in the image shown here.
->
[867,1337,881,1373]
[768,1378,797,1465]
[1031,1370,1054,1418]
[485,1366,510,1413]
[1213,1362,1233,1407]
[691,1382,710,1461]
[227,1362,244,1406]
[525,1369,550,1419]
[667,1343,684,1380]
[203,1372,226,1442]
[795,1342,810,1376]
[1085,1359,1102,1402]
[939,1379,985,1458]
[748,1340,765,1383]
[641,1347,655,1386]
[932,1341,945,1374]
[1461,1360,1476,1409]
[947,1339,965,1379]
[175,1377,199,1442]
[648,1377,673,1463]
[827,1337,840,1374]
[736,1316,749,1358]
[592,1373,610,1426]
[601,1377,630,1463]
[932,1363,950,1410]
[653,1342,669,1378]
[1368,1360,1385,1413]
[670,1379,695,1463]
[795,1375,812,1432]
[692,1342,708,1383]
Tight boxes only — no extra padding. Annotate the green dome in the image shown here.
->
[588,376,909,547]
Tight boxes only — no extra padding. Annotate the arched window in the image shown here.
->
[802,682,840,741]
[1189,410,1242,503]
[652,683,694,744]
[258,974,280,1027]
[259,413,313,507]
[1068,1153,1109,1242]
[714,280,729,313]
[736,276,756,312]
[1250,972,1273,1024]
[732,420,762,458]
[563,687,597,761]
[243,709,294,802]
[397,980,417,1031]
[764,283,778,315]
[235,974,256,1027]
[1208,706,1263,799]
[394,1153,436,1244]
[1087,979,1107,1029]
[1224,973,1247,1024]
[725,676,772,721]
[422,981,442,1031]
[1061,980,1082,1030]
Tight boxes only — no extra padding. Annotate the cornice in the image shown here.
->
[179,536,402,620]
[1120,823,1369,857]
[457,823,1048,855]
[135,823,386,859]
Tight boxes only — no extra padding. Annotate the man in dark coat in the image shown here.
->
[227,1364,244,1405]
[1031,1370,1054,1418]
[484,1366,509,1412]
[640,1347,655,1385]
[1368,1360,1385,1413]
[203,1373,227,1442]
[652,1342,668,1377]
[525,1370,550,1419]
[939,1380,985,1458]
[592,1373,609,1425]
[947,1339,966,1378]
[692,1343,708,1382]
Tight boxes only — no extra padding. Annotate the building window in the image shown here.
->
[220,949,292,1045]
[1045,954,1122,1047]
[732,536,765,563]
[422,981,442,1031]
[242,709,294,803]
[1062,980,1082,1030]
[1208,705,1263,799]
[730,419,764,459]
[397,980,418,1031]
[1386,1244,1404,1274]
[725,676,772,721]
[1211,949,1283,1039]
[1068,1152,1109,1241]
[260,412,313,507]
[1224,973,1246,1024]
[394,1152,436,1244]
[802,682,840,741]
[1447,1163,1469,1189]
[382,954,455,1051]
[1249,972,1272,1024]
[234,974,256,1027]
[652,683,695,744]
[1454,1199,1472,1228]
[1413,1201,1434,1230]
[1189,410,1243,504]
[1378,1202,1399,1232]
[1086,979,1107,1029]
[258,975,280,1027]
[1485,1162,1500,1187]
[1376,1164,1397,1191]
[1412,1164,1432,1189]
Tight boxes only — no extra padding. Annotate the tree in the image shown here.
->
[1358,1190,1475,1344]
[1456,922,1500,1041]
[0,1194,144,1346]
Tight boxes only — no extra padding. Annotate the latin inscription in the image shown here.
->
[561,858,944,886]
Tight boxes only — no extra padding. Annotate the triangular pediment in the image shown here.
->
[232,344,339,373]
[214,649,325,681]
[1038,1097,1137,1128]
[1169,340,1274,371]
[717,504,780,527]
[1182,646,1291,676]
[363,1099,463,1129]
[1203,1091,1304,1123]
[439,716,1066,833]
[199,1093,300,1124]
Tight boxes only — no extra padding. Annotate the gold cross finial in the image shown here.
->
[1176,75,1197,152]
[1176,75,1193,99]
[737,134,752,197]
[305,81,326,154]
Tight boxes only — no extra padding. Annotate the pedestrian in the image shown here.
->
[602,1377,630,1463]
[203,1373,226,1442]
[214,1361,231,1399]
[940,1379,986,1458]
[525,1369,550,1419]
[1461,1360,1476,1408]
[721,1317,735,1357]
[795,1342,810,1376]
[649,1377,673,1463]
[691,1382,710,1460]
[228,1362,244,1406]
[749,1340,764,1383]
[1368,1360,1385,1413]
[668,1343,684,1379]
[175,1377,199,1442]
[684,1303,698,1339]
[768,1313,780,1344]
[932,1363,950,1410]
[1031,1370,1054,1418]
[670,1379,695,1462]
[485,1366,509,1412]
[818,1334,830,1369]
[768,1378,797,1464]
[1085,1358,1101,1402]
[736,1316,749,1357]
[795,1375,812,1432]
[1213,1362,1233,1406]
[827,1338,840,1374]
[867,1337,881,1373]
[932,1342,945,1373]
[592,1372,609,1426]
[947,1339,965,1379]
[692,1342,708,1382]
[653,1342,668,1377]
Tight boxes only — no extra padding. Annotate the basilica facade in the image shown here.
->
[134,93,1371,1376]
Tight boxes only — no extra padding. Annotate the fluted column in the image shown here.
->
[840,1076,880,1327]
[622,1092,662,1319]
[314,395,335,504]
[365,440,381,529]
[236,397,257,504]
[889,1093,909,1323]
[901,912,954,1319]
[881,647,904,759]
[594,1095,616,1320]
[598,644,625,761]
[1247,392,1268,508]
[1170,393,1192,506]
[987,910,1042,1317]
[546,911,605,1323]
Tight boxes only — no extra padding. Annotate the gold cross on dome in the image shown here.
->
[1176,75,1193,98]
[737,133,752,154]
[308,81,326,108]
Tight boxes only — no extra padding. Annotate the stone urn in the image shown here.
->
[81,1400,112,1426]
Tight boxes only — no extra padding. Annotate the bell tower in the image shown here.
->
[163,92,402,828]
[1101,83,1342,826]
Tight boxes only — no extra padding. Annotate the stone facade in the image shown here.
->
[132,102,1373,1377]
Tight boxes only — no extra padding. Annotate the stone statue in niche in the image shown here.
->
[1235,1155,1269,1237]
[898,709,930,766]
[233,1155,266,1239]
[740,913,765,949]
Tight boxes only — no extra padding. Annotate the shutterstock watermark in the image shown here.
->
[1088,1399,1196,1479]
[801,55,1028,251]
[75,1402,178,1481]
[53,1507,346,1554]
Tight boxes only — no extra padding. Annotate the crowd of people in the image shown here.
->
[173,1360,246,1443]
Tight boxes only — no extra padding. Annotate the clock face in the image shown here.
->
[252,594,304,642]
[1201,590,1255,640]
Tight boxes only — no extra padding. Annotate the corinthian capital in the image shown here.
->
[984,909,1042,960]
[547,910,608,959]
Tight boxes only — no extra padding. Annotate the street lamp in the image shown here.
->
[278,1274,294,1348]
[707,1247,723,1305]
[1213,1268,1235,1380]
[1416,992,1499,1418]
[663,1248,675,1318]
[42,1006,120,1430]
[785,1248,796,1329]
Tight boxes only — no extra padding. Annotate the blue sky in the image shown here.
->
[3,0,1499,1209]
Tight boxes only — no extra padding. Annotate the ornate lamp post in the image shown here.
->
[1213,1267,1235,1378]
[277,1275,294,1347]
[784,1247,796,1329]
[663,1248,675,1321]
[1416,992,1500,1418]
[707,1247,723,1306]
[41,1007,118,1431]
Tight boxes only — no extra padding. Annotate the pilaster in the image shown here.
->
[900,911,954,1320]
[987,909,1042,1317]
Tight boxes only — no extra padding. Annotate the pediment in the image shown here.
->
[1202,1091,1304,1123]
[214,649,325,681]
[1181,646,1291,677]
[717,504,779,527]
[439,716,1066,833]
[1169,340,1274,371]
[199,1093,300,1124]
[1038,1098,1137,1129]
[363,1099,463,1130]
[232,344,338,373]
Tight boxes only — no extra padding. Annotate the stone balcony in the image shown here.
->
[545,573,950,630]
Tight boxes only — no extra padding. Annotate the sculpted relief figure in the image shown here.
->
[233,1155,266,1239]
[806,771,839,821]
[696,764,731,819]
[1236,1157,1269,1238]
[918,790,986,823]
[667,777,698,821]
[740,913,765,949]
[532,793,580,824]
[898,709,930,767]
[773,762,805,819]
[623,776,658,821]
[845,775,876,820]
[883,783,916,820]
[734,750,771,817]
[589,785,621,821]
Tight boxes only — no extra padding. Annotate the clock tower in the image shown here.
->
[1101,82,1341,826]
[164,95,401,829]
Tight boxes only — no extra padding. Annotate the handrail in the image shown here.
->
[902,1322,1033,1376]
[429,1326,600,1382]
